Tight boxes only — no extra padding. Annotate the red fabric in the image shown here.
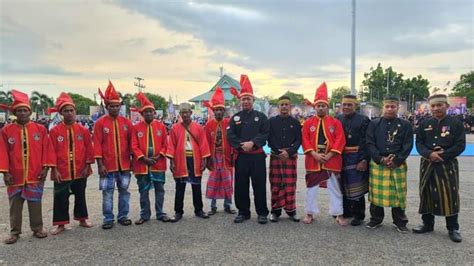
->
[204,118,233,170]
[0,122,56,187]
[230,74,254,99]
[93,115,133,172]
[166,122,210,178]
[313,82,329,105]
[269,157,297,212]
[99,81,121,105]
[131,120,167,174]
[49,122,94,181]
[209,87,225,108]
[48,92,75,114]
[305,171,329,188]
[136,92,155,113]
[302,115,345,173]
[0,89,31,112]
[206,151,233,199]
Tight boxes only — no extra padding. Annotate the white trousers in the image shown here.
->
[304,172,343,216]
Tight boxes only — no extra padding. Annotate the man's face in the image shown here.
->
[240,96,254,111]
[60,105,76,123]
[14,107,31,123]
[180,109,192,123]
[107,103,121,117]
[213,107,225,120]
[342,102,356,116]
[142,108,155,123]
[383,102,399,119]
[278,101,291,116]
[430,102,448,119]
[315,103,328,117]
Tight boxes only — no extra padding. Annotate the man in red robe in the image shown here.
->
[0,90,55,244]
[94,81,134,229]
[301,82,347,226]
[131,92,170,225]
[166,103,211,222]
[204,87,236,215]
[48,92,94,235]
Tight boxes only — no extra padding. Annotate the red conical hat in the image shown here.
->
[0,89,31,112]
[313,82,329,106]
[98,80,121,106]
[209,87,225,109]
[239,74,254,98]
[136,92,155,113]
[48,92,75,114]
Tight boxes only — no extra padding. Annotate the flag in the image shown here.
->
[49,112,62,130]
[167,95,175,118]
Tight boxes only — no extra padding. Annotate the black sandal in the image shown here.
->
[118,219,132,226]
[134,218,148,225]
[102,223,114,230]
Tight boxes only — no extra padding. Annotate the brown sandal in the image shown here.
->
[4,235,19,244]
[33,231,48,239]
[303,214,314,224]
[134,218,148,225]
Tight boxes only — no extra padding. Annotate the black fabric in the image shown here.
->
[227,109,270,150]
[173,157,203,214]
[343,195,366,220]
[337,112,371,162]
[369,204,408,226]
[268,115,302,157]
[422,213,459,231]
[53,178,88,224]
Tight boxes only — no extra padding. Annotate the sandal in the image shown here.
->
[118,218,132,226]
[51,225,66,235]
[336,216,349,226]
[303,214,314,224]
[134,218,148,225]
[33,231,48,239]
[4,235,19,244]
[102,223,114,230]
[79,220,93,228]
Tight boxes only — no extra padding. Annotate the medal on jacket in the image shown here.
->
[387,129,398,143]
[441,126,450,137]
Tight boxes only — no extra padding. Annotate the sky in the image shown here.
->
[1,0,473,103]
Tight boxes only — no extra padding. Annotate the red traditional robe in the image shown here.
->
[0,122,56,187]
[131,120,167,174]
[302,115,345,172]
[93,115,133,172]
[166,122,211,178]
[204,118,233,169]
[49,122,94,181]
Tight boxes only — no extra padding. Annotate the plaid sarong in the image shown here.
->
[368,161,407,209]
[206,151,233,199]
[270,156,297,213]
[7,182,45,202]
[419,158,460,216]
[341,152,369,200]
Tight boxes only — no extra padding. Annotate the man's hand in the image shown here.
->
[429,152,444,163]
[206,158,214,171]
[278,149,289,160]
[321,151,336,163]
[356,160,368,172]
[311,151,324,162]
[38,167,49,181]
[52,168,62,183]
[201,159,207,172]
[79,165,91,179]
[3,173,13,186]
[98,163,108,177]
[141,157,156,166]
[170,161,175,174]
[240,141,254,152]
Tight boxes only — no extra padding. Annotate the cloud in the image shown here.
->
[122,37,146,47]
[151,44,191,55]
[1,62,80,76]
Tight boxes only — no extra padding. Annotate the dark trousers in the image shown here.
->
[370,204,408,226]
[53,178,88,225]
[422,213,459,231]
[343,195,366,220]
[174,157,204,215]
[234,153,269,217]
[10,194,43,236]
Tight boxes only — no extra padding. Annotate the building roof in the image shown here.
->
[189,74,241,103]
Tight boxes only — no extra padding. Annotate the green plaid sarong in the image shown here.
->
[368,161,407,209]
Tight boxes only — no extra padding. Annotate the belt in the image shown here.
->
[343,146,359,153]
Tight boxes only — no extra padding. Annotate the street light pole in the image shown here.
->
[350,0,356,95]
[134,77,145,92]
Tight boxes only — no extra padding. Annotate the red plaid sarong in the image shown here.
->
[206,151,233,199]
[269,156,297,213]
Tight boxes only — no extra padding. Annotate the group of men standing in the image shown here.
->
[0,75,466,245]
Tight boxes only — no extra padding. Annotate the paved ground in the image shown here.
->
[1,143,473,264]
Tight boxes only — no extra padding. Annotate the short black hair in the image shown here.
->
[384,96,400,102]
[342,94,357,99]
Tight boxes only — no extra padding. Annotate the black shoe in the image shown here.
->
[448,230,462,243]
[118,218,132,226]
[170,213,183,223]
[269,214,279,223]
[394,224,409,234]
[289,215,300,223]
[208,208,217,216]
[412,224,434,234]
[157,215,171,223]
[224,207,236,214]
[102,223,114,230]
[257,215,268,224]
[366,221,382,229]
[195,210,210,219]
[351,218,364,226]
[234,214,251,223]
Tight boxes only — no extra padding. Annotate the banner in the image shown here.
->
[447,96,467,115]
